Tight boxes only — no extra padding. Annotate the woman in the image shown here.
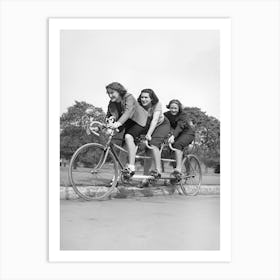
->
[164,99,195,178]
[106,82,148,177]
[138,89,170,178]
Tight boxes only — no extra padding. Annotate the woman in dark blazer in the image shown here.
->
[164,99,195,177]
[106,82,148,177]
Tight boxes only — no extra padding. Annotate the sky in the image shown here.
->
[60,30,220,119]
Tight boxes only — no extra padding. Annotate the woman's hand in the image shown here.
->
[168,135,175,144]
[106,116,116,124]
[108,121,121,130]
[145,134,152,141]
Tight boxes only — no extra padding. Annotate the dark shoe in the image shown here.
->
[122,167,135,180]
[150,170,161,179]
[171,170,182,182]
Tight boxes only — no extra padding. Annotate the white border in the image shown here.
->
[49,18,231,262]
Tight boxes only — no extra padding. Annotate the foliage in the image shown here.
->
[183,107,220,167]
[60,101,105,130]
[60,101,106,160]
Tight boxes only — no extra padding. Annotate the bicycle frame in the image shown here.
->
[107,142,195,182]
[87,121,195,180]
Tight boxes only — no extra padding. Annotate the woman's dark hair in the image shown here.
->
[137,88,159,107]
[106,82,127,97]
[166,99,183,113]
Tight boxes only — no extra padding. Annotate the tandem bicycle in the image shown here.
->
[68,120,202,201]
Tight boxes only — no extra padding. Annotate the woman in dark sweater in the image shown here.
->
[164,99,195,177]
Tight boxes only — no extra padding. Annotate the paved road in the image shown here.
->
[60,195,220,250]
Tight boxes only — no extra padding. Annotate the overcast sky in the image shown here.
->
[60,30,220,119]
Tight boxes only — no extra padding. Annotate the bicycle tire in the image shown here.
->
[180,154,202,196]
[68,143,119,200]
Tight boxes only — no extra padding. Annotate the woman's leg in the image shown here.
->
[173,133,194,173]
[174,148,184,172]
[150,146,162,173]
[124,133,137,171]
[149,117,170,174]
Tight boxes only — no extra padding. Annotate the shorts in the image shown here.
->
[145,116,171,148]
[173,132,195,151]
[124,119,146,139]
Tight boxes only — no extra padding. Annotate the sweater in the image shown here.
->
[164,111,195,138]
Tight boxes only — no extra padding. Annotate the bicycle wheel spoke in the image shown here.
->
[69,143,118,200]
[180,155,202,196]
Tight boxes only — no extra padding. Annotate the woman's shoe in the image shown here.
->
[171,170,182,181]
[122,167,135,180]
[150,170,162,179]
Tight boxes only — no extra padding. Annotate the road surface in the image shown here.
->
[60,195,220,250]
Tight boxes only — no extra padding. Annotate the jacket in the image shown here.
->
[164,111,195,138]
[106,93,148,127]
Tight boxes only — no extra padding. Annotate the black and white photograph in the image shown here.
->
[49,18,231,262]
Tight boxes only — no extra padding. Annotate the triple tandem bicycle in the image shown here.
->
[68,121,202,201]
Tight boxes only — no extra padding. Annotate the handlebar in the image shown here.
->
[85,117,177,151]
[144,140,153,150]
[144,140,177,151]
[86,121,119,137]
[168,143,177,151]
[87,121,105,136]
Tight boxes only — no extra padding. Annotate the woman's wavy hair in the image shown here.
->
[106,82,127,97]
[166,99,183,113]
[137,88,159,107]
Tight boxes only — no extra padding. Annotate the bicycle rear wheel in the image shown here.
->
[180,155,202,196]
[68,143,118,200]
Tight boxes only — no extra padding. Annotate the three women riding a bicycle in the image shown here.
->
[104,81,195,182]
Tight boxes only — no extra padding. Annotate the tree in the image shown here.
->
[183,107,220,168]
[60,101,106,161]
[60,101,105,130]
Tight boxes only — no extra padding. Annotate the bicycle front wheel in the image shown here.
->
[180,155,202,196]
[68,143,118,200]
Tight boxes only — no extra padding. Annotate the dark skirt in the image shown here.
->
[123,119,146,139]
[145,116,170,148]
[111,119,145,146]
[173,132,195,151]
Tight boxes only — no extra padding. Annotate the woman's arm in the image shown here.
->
[173,113,191,137]
[173,123,183,138]
[117,95,136,125]
[147,110,161,137]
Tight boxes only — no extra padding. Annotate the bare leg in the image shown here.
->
[124,134,137,170]
[174,149,183,172]
[151,146,162,173]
